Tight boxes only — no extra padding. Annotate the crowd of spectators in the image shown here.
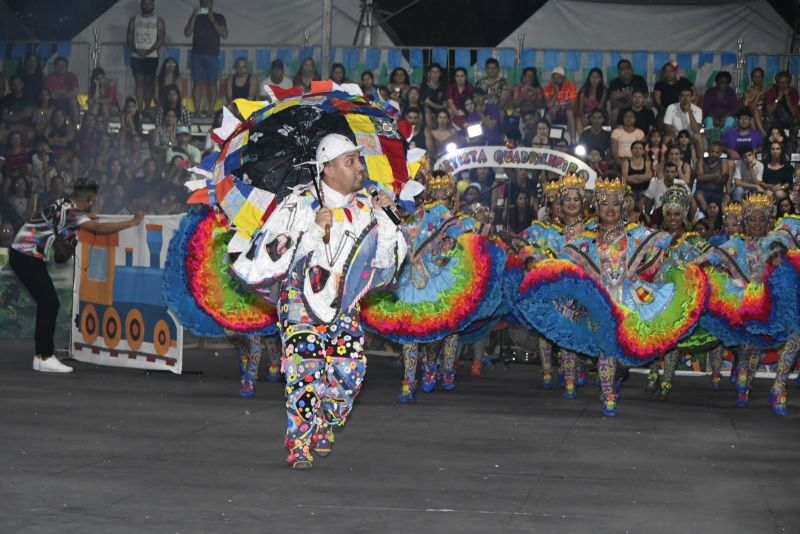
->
[0,0,798,240]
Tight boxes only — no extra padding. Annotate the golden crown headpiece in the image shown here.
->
[742,193,773,216]
[660,185,691,216]
[558,173,586,195]
[542,178,561,198]
[465,203,494,225]
[427,172,454,191]
[594,177,626,202]
[722,202,744,220]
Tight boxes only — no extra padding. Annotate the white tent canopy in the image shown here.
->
[497,0,793,53]
[74,0,395,47]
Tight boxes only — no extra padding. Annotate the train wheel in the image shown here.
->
[80,304,99,345]
[153,320,172,356]
[102,307,122,349]
[125,309,145,352]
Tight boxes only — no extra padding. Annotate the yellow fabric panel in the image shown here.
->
[234,99,267,120]
[232,201,265,238]
[364,154,393,187]
[345,113,376,134]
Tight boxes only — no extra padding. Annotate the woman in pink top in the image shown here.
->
[576,68,608,132]
[446,67,474,128]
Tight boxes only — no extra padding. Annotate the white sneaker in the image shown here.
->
[37,356,73,373]
[32,356,42,371]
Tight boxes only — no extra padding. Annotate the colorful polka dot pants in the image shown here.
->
[282,315,366,464]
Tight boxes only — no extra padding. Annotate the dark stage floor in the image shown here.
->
[1,341,798,533]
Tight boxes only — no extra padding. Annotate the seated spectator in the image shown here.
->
[404,86,421,114]
[622,140,652,199]
[164,155,190,188]
[576,68,607,133]
[519,110,538,146]
[260,59,293,97]
[156,185,186,214]
[2,131,32,178]
[471,88,503,145]
[702,201,723,232]
[624,186,648,225]
[184,0,228,117]
[0,76,33,140]
[741,67,767,134]
[510,68,544,140]
[75,113,102,169]
[420,63,447,127]
[88,67,119,122]
[610,108,645,165]
[616,89,655,135]
[578,108,611,159]
[37,175,66,207]
[156,57,184,106]
[389,67,411,103]
[30,139,55,191]
[721,109,763,159]
[765,71,799,134]
[731,143,765,201]
[3,175,36,231]
[90,133,114,179]
[662,87,702,146]
[676,129,697,167]
[608,58,649,125]
[225,56,258,103]
[31,88,55,138]
[526,117,551,148]
[104,156,128,187]
[329,62,347,85]
[17,53,44,107]
[588,146,610,176]
[703,71,737,131]
[507,189,534,233]
[762,140,793,201]
[123,134,149,178]
[166,126,202,166]
[155,84,191,127]
[475,58,511,109]
[101,183,129,214]
[129,157,161,205]
[446,67,474,128]
[763,126,793,157]
[777,197,795,217]
[403,107,426,151]
[652,62,693,117]
[43,57,80,125]
[292,57,321,92]
[644,160,692,225]
[543,66,577,142]
[660,144,693,189]
[151,108,179,155]
[644,129,667,175]
[359,70,378,101]
[118,96,143,150]
[45,109,75,162]
[425,109,461,157]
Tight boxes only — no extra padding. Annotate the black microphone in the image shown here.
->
[366,183,401,225]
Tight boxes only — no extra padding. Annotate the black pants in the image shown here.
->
[9,248,60,357]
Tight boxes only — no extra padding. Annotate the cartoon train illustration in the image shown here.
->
[74,224,178,362]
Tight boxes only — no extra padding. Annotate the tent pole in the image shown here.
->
[322,0,333,77]
[735,36,744,96]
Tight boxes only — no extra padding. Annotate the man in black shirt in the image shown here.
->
[608,59,649,125]
[184,0,228,117]
[578,108,611,157]
[621,89,656,133]
[0,76,33,138]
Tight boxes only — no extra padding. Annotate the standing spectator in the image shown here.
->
[224,56,258,103]
[608,58,649,125]
[155,85,191,127]
[576,68,607,133]
[703,71,738,131]
[17,53,44,107]
[184,0,228,117]
[260,59,293,97]
[764,71,799,133]
[388,68,411,103]
[543,66,577,142]
[166,126,202,166]
[127,0,165,112]
[652,62,693,118]
[156,57,183,106]
[420,63,446,127]
[446,67,474,128]
[1,76,33,140]
[731,143,765,201]
[88,68,119,122]
[10,179,144,373]
[662,87,702,146]
[610,108,645,165]
[475,58,511,109]
[329,63,347,85]
[721,109,763,159]
[472,88,503,145]
[578,108,610,157]
[31,89,55,138]
[359,70,378,101]
[44,57,80,125]
[292,57,321,92]
[762,141,793,201]
[741,67,767,134]
[403,107,426,151]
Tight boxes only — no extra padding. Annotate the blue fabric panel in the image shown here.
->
[299,46,315,62]
[586,51,603,69]
[677,53,693,69]
[543,49,559,70]
[498,48,515,69]
[520,48,536,67]
[766,55,783,73]
[698,52,714,68]
[10,42,27,58]
[365,48,381,70]
[791,56,800,76]
[163,47,180,62]
[432,48,448,67]
[720,52,737,65]
[277,47,293,65]
[409,48,423,68]
[255,48,271,70]
[387,48,403,69]
[565,51,580,70]
[56,41,71,58]
[477,48,493,68]
[232,48,248,62]
[218,49,226,75]
[455,48,471,68]
[653,52,670,70]
[632,51,648,73]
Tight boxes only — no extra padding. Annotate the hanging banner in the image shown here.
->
[434,146,597,183]
[71,215,184,374]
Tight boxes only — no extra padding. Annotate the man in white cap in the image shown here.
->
[543,66,578,142]
[231,133,407,469]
